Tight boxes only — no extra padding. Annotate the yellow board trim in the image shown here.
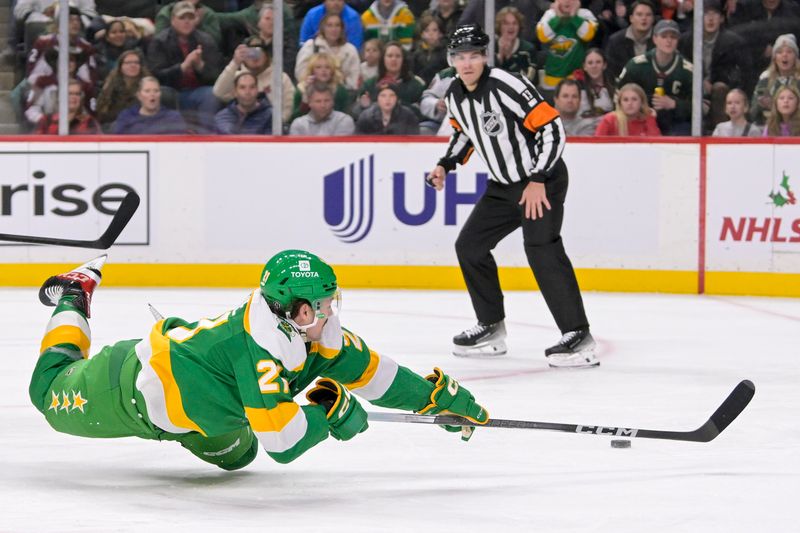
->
[40,325,90,358]
[705,272,800,297]
[2,264,798,297]
[245,402,300,433]
[345,350,380,390]
[147,321,206,436]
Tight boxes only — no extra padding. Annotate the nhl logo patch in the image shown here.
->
[480,111,504,136]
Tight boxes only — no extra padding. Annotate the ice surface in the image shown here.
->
[1,287,798,532]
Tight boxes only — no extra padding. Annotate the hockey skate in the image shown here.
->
[545,328,599,368]
[38,255,107,317]
[452,320,507,357]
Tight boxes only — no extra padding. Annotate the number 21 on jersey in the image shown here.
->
[257,360,290,394]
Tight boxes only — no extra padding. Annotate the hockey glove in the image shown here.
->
[306,378,368,441]
[417,368,489,442]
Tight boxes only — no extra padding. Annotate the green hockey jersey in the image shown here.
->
[133,289,434,463]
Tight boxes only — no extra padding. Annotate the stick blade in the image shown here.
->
[706,379,756,439]
[94,191,141,249]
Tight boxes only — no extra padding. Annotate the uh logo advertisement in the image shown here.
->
[322,154,488,244]
[0,151,149,245]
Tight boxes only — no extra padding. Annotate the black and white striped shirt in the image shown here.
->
[438,67,565,184]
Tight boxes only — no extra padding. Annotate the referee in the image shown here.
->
[426,23,597,369]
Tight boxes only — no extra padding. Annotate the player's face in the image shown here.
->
[630,5,654,32]
[583,51,605,80]
[620,89,643,116]
[653,31,679,55]
[725,91,746,120]
[774,45,797,74]
[451,50,486,86]
[300,297,337,341]
[703,10,723,34]
[776,88,799,118]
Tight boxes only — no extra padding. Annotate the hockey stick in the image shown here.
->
[0,191,140,249]
[368,380,755,443]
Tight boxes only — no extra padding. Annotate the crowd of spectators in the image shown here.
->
[4,0,800,136]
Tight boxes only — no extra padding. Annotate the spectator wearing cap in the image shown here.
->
[112,76,188,134]
[155,0,223,47]
[536,0,599,91]
[147,0,223,132]
[361,0,416,51]
[213,35,295,123]
[289,82,356,135]
[750,33,800,125]
[355,82,419,134]
[619,19,693,135]
[35,79,101,134]
[494,6,537,82]
[553,79,597,136]
[300,0,364,50]
[605,0,656,78]
[729,0,800,81]
[214,71,272,134]
[296,12,361,90]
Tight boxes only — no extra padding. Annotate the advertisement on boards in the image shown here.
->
[0,150,149,247]
[707,145,800,273]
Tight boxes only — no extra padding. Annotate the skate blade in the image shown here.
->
[79,254,108,273]
[453,341,508,358]
[547,349,600,369]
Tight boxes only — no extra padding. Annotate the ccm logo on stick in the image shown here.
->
[576,425,639,437]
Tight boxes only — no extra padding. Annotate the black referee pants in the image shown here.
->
[455,159,589,334]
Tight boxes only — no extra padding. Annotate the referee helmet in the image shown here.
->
[447,23,490,54]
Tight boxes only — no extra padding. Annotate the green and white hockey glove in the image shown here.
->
[417,368,489,442]
[306,378,368,441]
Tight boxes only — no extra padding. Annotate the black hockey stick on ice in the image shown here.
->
[368,380,755,443]
[0,191,140,249]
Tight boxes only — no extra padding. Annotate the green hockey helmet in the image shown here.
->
[260,250,338,318]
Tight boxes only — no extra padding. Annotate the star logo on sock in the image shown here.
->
[71,391,88,413]
[60,390,71,412]
[48,391,60,411]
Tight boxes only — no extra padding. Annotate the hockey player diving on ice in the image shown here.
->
[30,251,489,469]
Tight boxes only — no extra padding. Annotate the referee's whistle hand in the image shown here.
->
[425,166,446,191]
[519,182,551,220]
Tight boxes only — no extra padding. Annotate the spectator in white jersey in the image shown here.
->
[425,24,597,369]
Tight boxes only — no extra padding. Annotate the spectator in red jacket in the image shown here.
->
[35,79,101,135]
[595,82,661,136]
